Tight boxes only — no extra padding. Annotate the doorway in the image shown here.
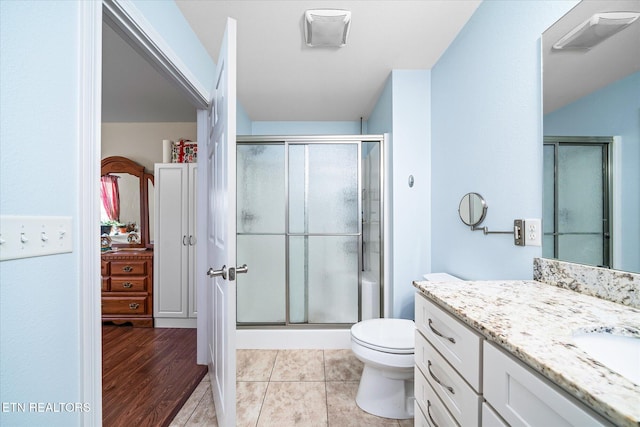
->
[543,136,612,268]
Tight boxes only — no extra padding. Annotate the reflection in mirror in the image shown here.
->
[101,156,152,248]
[542,0,640,272]
[458,192,487,227]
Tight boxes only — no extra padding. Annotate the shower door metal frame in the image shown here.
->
[543,136,612,268]
[236,135,385,329]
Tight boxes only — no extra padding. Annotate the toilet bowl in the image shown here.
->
[350,318,415,419]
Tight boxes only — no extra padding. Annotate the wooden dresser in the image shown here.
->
[101,249,154,327]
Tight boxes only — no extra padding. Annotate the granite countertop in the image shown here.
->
[413,279,640,427]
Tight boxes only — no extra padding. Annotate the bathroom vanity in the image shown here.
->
[413,259,640,427]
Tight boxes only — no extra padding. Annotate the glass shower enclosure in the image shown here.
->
[236,135,384,327]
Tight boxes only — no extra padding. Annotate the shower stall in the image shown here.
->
[236,135,384,327]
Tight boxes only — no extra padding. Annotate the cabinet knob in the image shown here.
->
[129,303,139,310]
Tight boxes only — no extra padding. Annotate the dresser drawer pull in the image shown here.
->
[428,318,456,343]
[427,400,440,427]
[428,360,455,394]
[122,282,133,289]
[129,303,139,310]
[122,266,133,272]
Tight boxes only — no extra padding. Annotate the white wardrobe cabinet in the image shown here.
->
[154,163,198,328]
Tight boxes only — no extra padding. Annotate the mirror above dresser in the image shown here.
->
[100,156,154,327]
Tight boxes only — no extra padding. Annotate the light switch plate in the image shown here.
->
[0,215,73,261]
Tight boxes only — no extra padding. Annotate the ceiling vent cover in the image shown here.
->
[553,11,640,50]
[304,9,351,47]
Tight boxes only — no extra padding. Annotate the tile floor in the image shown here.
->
[170,349,415,426]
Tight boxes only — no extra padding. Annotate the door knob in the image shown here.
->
[207,265,227,280]
[228,264,248,281]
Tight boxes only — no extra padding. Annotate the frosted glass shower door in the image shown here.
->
[288,144,360,324]
[236,144,286,323]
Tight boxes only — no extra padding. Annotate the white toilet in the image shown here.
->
[351,273,461,419]
[350,318,415,419]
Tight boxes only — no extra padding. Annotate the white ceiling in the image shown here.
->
[103,0,481,122]
[102,1,639,123]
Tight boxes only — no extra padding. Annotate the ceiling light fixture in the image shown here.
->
[304,9,351,47]
[553,11,640,50]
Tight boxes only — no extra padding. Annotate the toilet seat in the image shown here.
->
[351,318,414,354]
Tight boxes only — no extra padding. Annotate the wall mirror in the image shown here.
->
[458,192,487,227]
[101,156,154,248]
[542,0,639,273]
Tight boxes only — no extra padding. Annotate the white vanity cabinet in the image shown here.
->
[483,342,612,427]
[415,292,615,427]
[415,294,483,426]
[153,163,198,327]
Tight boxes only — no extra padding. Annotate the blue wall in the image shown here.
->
[1,2,84,425]
[368,70,431,318]
[430,0,578,280]
[250,121,363,135]
[0,2,216,425]
[545,72,640,272]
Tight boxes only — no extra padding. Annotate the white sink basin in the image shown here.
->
[572,330,640,385]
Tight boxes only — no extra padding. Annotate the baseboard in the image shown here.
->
[236,328,351,349]
[155,318,197,328]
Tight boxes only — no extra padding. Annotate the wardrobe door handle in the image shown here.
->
[183,235,188,246]
[428,318,456,343]
[189,235,196,245]
[427,360,454,394]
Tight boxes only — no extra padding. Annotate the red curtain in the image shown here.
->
[100,175,120,222]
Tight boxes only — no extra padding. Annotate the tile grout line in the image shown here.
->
[253,349,279,426]
[323,350,330,426]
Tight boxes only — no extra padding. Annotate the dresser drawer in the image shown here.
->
[101,261,110,276]
[415,294,482,391]
[102,296,148,315]
[415,367,460,427]
[110,260,147,276]
[416,330,481,426]
[110,277,148,292]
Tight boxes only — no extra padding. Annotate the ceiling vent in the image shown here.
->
[553,11,640,50]
[304,9,351,47]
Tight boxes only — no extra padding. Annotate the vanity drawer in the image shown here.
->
[110,260,147,276]
[110,277,148,292]
[416,330,481,426]
[482,403,508,427]
[102,296,148,315]
[415,367,460,427]
[483,342,612,427]
[415,294,483,391]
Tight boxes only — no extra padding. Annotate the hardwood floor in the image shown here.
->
[102,326,207,427]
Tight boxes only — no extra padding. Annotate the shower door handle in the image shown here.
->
[207,265,227,280]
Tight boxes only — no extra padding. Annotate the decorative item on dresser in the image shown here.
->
[100,156,154,327]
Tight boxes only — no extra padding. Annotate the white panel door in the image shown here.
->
[205,17,237,427]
